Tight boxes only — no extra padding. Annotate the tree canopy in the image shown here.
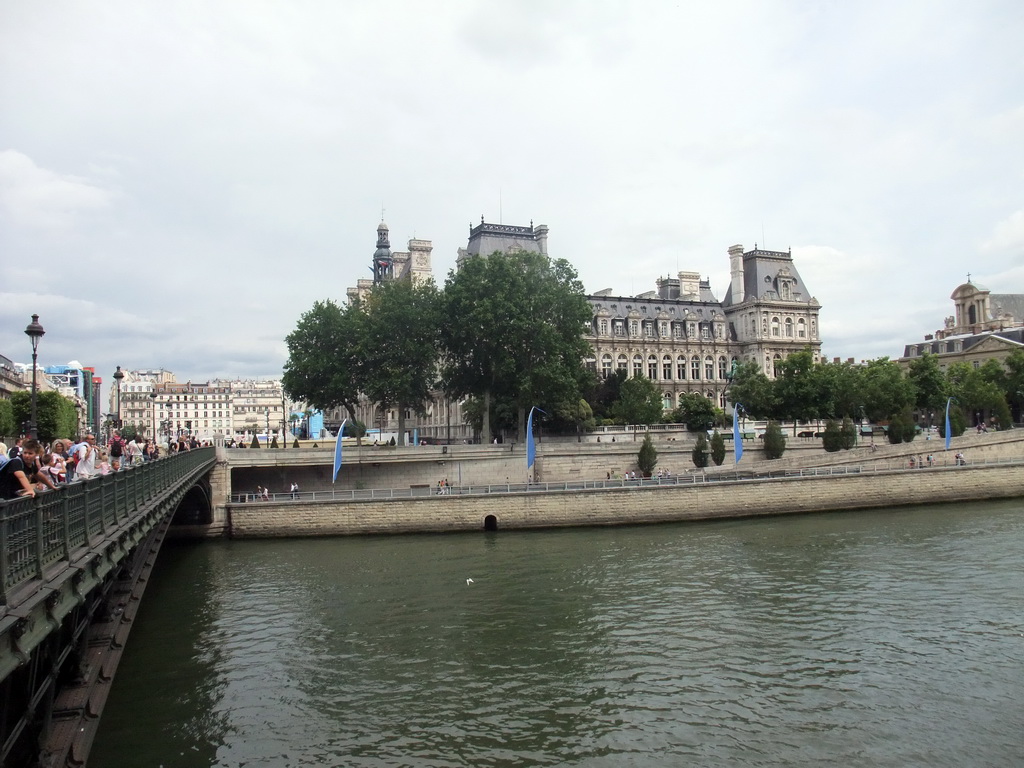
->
[440,250,592,442]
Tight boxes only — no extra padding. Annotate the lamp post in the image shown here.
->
[113,366,124,430]
[266,408,270,447]
[149,390,157,442]
[24,314,45,440]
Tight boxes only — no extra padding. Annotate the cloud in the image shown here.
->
[0,151,114,230]
[982,210,1024,255]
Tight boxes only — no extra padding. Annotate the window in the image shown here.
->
[644,322,654,338]
[633,355,643,377]
[599,319,608,335]
[648,355,658,379]
[659,321,669,337]
[614,321,624,336]
[773,354,782,377]
[785,318,793,337]
[602,355,612,378]
[617,355,628,371]
[688,322,696,338]
[630,320,639,336]
[718,356,728,379]
[663,355,672,380]
[771,317,781,337]
[701,325,710,340]
[797,318,806,338]
[705,355,714,379]
[677,355,687,379]
[691,355,701,380]
[673,323,683,338]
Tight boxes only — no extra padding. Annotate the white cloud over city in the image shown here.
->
[1,0,1022,400]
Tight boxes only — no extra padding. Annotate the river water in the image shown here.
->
[91,500,1024,767]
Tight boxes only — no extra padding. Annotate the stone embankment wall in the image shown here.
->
[227,462,1024,538]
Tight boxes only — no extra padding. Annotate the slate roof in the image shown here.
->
[722,247,813,306]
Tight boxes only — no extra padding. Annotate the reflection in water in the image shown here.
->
[92,501,1024,767]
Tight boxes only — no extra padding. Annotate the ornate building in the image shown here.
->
[585,244,822,411]
[899,279,1024,370]
[346,221,434,305]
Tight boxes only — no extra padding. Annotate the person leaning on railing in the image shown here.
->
[0,438,43,500]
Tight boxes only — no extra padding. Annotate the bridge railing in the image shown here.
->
[0,447,215,604]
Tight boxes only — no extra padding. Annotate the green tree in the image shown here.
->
[360,278,441,445]
[908,352,947,416]
[946,362,1004,426]
[441,251,592,443]
[815,360,863,419]
[691,431,710,468]
[993,397,1013,430]
[762,420,786,459]
[1003,349,1024,420]
[840,416,858,449]
[887,410,917,444]
[10,390,78,443]
[709,431,726,466]
[821,419,842,452]
[613,374,664,439]
[774,349,819,433]
[283,299,367,444]
[590,368,627,422]
[861,358,915,422]
[670,392,717,432]
[0,399,13,440]
[637,433,658,476]
[726,361,777,419]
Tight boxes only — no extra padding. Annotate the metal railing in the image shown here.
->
[0,447,215,604]
[229,453,1020,505]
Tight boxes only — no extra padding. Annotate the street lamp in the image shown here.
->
[113,366,124,430]
[149,390,157,442]
[266,408,270,447]
[24,314,45,440]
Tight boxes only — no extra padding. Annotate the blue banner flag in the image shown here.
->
[333,419,348,483]
[527,406,546,470]
[944,398,952,451]
[733,405,743,464]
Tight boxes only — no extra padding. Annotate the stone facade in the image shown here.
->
[586,244,822,411]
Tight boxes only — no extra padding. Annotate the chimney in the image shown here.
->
[728,244,745,303]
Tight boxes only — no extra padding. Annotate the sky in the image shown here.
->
[2,0,1023,406]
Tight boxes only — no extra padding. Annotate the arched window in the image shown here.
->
[773,354,782,377]
[785,318,793,337]
[718,356,728,379]
[705,355,715,380]
[691,355,701,380]
[617,354,628,371]
[633,355,643,377]
[647,355,658,379]
[706,390,715,401]
[678,392,687,408]
[797,318,806,338]
[719,391,727,408]
[601,355,612,378]
[663,355,673,380]
[771,317,781,337]
[663,393,672,410]
[678,355,687,379]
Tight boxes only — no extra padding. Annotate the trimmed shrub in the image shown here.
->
[691,432,710,468]
[840,416,858,450]
[763,421,786,459]
[637,433,658,476]
[250,435,260,449]
[822,420,842,452]
[710,431,725,466]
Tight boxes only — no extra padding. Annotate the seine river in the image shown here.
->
[91,500,1024,767]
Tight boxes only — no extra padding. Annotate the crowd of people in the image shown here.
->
[0,431,201,501]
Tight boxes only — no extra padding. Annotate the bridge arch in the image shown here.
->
[172,477,213,526]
